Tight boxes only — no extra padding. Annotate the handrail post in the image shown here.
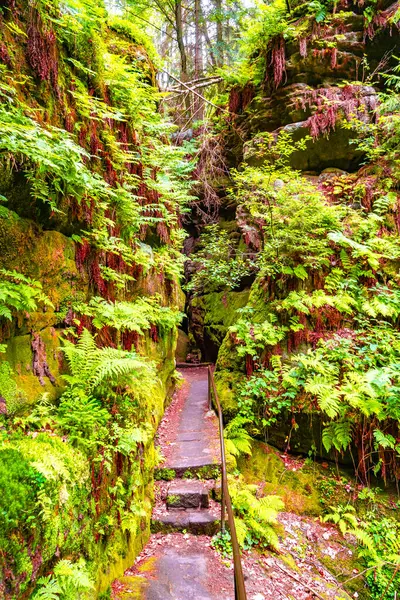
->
[208,366,211,410]
[208,365,247,599]
[221,488,226,534]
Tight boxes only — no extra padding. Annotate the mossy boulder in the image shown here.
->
[244,120,365,173]
[175,328,189,362]
[2,327,64,412]
[239,441,322,516]
[214,369,243,416]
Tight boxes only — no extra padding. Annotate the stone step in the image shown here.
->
[151,510,219,536]
[166,480,209,509]
[156,461,220,480]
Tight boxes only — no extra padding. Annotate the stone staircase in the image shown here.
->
[152,475,220,536]
[151,367,222,537]
[113,367,228,600]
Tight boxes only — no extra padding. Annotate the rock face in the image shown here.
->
[188,290,250,361]
[192,3,400,466]
[0,1,186,597]
[229,8,399,171]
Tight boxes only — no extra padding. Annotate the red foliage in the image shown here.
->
[104,155,117,186]
[90,255,107,296]
[0,43,11,67]
[242,83,255,110]
[229,83,256,115]
[330,47,338,70]
[364,4,399,40]
[157,222,170,243]
[75,239,91,272]
[76,315,92,337]
[395,198,400,234]
[299,37,308,59]
[122,331,139,352]
[305,85,377,139]
[90,131,103,156]
[78,125,88,149]
[64,112,74,133]
[96,326,115,348]
[150,324,158,342]
[268,35,286,89]
[27,9,59,92]
[245,354,254,377]
[229,87,242,114]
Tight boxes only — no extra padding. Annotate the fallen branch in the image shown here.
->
[162,69,230,114]
[274,563,327,600]
[165,79,223,94]
[167,76,223,90]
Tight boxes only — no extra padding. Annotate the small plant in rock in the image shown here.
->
[166,494,180,506]
[357,487,381,511]
[155,468,176,481]
[322,504,358,535]
[211,530,233,558]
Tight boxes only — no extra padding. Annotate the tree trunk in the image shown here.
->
[200,3,217,68]
[194,0,204,119]
[215,0,223,67]
[175,0,187,80]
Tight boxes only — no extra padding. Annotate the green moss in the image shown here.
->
[3,328,64,410]
[182,465,221,480]
[214,369,243,415]
[192,289,249,349]
[154,468,176,481]
[116,575,149,599]
[239,442,322,516]
[0,361,27,413]
[316,548,367,599]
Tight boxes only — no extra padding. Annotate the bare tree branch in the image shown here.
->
[162,69,229,113]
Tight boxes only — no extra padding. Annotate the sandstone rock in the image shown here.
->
[175,328,190,362]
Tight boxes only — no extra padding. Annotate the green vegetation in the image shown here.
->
[0,0,189,594]
[2,0,400,596]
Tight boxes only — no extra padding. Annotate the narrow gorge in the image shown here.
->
[1,0,400,598]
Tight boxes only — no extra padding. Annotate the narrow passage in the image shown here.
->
[112,367,233,600]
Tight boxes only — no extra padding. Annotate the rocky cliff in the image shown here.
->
[0,0,189,596]
[186,1,400,480]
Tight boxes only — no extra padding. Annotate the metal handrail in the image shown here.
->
[208,365,247,600]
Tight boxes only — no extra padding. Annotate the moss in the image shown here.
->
[214,369,243,416]
[154,468,176,481]
[191,289,249,350]
[0,361,27,414]
[116,575,149,599]
[315,548,368,599]
[3,328,64,410]
[239,441,322,516]
[182,465,221,480]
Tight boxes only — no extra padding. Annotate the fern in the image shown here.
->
[323,504,358,535]
[75,296,183,337]
[0,269,53,321]
[32,559,93,600]
[322,421,353,453]
[224,416,253,458]
[229,474,284,551]
[61,329,155,394]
